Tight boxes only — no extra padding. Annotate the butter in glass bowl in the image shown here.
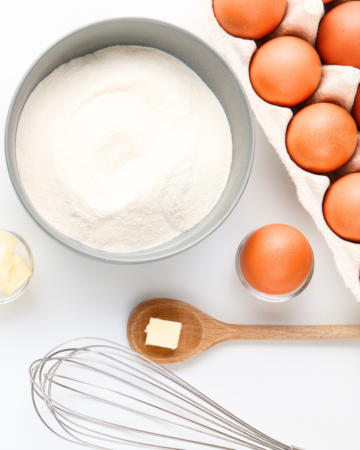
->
[0,229,34,305]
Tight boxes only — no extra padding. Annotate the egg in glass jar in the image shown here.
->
[236,224,314,302]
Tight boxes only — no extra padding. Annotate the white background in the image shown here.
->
[1,1,360,449]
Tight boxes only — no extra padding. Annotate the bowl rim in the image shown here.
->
[5,17,255,264]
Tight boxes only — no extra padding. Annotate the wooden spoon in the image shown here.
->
[127,298,360,365]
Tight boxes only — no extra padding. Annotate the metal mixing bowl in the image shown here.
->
[5,18,254,263]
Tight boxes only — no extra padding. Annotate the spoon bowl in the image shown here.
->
[127,299,205,364]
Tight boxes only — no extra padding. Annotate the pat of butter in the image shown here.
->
[145,318,182,350]
[0,230,18,252]
[0,246,15,278]
[0,254,31,295]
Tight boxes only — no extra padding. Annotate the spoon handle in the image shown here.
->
[221,324,360,341]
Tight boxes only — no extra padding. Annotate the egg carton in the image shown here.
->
[200,0,360,300]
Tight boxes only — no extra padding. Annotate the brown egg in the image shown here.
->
[249,36,322,107]
[352,86,360,129]
[213,0,287,40]
[240,224,313,296]
[286,103,358,174]
[316,2,360,70]
[323,173,360,242]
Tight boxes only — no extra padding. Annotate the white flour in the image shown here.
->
[16,46,232,252]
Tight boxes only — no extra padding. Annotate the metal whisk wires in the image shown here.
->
[29,337,303,450]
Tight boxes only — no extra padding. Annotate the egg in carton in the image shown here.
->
[200,0,360,300]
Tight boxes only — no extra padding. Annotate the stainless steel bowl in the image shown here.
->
[5,18,254,263]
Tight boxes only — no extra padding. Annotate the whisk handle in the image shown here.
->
[218,324,360,341]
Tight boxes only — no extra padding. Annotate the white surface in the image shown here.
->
[0,1,359,450]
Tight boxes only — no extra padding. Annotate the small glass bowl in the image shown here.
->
[0,229,34,305]
[235,228,314,303]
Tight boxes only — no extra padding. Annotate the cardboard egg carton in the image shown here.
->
[200,0,360,300]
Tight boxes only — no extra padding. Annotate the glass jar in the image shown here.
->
[235,227,314,302]
[0,229,34,305]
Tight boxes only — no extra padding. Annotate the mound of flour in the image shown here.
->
[16,46,232,253]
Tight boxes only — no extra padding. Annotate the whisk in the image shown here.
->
[30,337,305,450]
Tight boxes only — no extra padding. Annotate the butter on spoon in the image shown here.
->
[145,318,182,350]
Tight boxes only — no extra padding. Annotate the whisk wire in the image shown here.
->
[29,338,302,450]
[34,351,279,449]
[47,374,277,450]
[45,356,279,450]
